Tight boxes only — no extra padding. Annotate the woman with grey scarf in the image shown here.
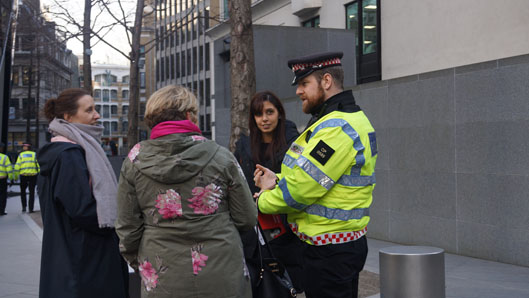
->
[37,88,129,298]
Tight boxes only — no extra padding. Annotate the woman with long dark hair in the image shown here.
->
[235,90,304,292]
[37,88,128,298]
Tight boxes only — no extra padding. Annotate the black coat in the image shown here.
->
[234,119,299,194]
[234,120,305,292]
[37,142,128,298]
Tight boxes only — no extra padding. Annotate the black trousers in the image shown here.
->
[303,236,368,298]
[20,175,37,212]
[0,178,7,213]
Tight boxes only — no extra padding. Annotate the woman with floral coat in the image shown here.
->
[116,85,257,298]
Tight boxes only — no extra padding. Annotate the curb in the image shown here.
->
[21,213,43,242]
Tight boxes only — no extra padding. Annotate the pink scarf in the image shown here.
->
[150,120,202,139]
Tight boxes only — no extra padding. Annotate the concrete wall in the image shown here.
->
[381,0,529,80]
[213,25,356,147]
[353,54,529,267]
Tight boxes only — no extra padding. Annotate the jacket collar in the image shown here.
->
[305,90,361,130]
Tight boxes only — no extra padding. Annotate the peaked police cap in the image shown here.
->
[287,51,343,85]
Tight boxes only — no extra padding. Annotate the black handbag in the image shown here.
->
[253,224,297,298]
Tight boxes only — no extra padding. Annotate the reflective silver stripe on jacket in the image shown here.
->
[278,178,370,221]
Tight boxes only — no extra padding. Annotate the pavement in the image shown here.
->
[1,187,529,298]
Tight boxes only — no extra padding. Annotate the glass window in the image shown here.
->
[102,90,110,102]
[12,67,19,86]
[175,53,180,78]
[181,51,186,76]
[94,89,101,99]
[199,46,204,71]
[140,72,146,88]
[111,90,118,100]
[205,78,211,106]
[122,121,128,133]
[103,121,110,135]
[345,0,380,84]
[187,49,191,75]
[95,105,101,114]
[111,122,118,133]
[102,105,110,118]
[156,59,160,82]
[122,75,130,83]
[206,43,210,71]
[363,0,377,54]
[171,54,175,79]
[166,55,170,79]
[22,67,32,85]
[122,105,129,116]
[122,90,129,99]
[193,46,197,74]
[161,57,165,81]
[302,16,320,28]
[346,2,359,53]
[111,106,118,115]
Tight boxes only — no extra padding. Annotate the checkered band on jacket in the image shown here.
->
[290,223,367,246]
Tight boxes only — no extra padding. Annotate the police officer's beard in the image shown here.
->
[308,84,326,115]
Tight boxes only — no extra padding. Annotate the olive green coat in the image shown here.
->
[116,133,257,298]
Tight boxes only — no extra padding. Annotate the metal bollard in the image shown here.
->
[379,246,445,298]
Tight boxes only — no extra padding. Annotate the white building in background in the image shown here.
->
[91,64,130,153]
[204,0,529,267]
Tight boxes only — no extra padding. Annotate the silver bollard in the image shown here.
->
[379,246,445,298]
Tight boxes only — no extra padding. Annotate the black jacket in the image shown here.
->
[305,90,362,130]
[37,142,128,298]
[234,120,305,292]
[234,119,299,194]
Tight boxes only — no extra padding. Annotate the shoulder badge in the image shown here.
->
[368,132,377,156]
[310,140,335,166]
[305,130,312,143]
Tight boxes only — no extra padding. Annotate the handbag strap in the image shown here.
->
[256,223,297,297]
[256,222,278,258]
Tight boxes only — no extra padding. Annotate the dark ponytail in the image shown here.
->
[43,88,91,122]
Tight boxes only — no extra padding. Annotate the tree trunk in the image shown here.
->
[35,37,40,148]
[127,0,145,151]
[228,0,255,152]
[82,0,92,92]
[26,47,33,143]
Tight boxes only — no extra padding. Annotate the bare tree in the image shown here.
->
[126,0,144,150]
[83,0,92,92]
[227,0,256,152]
[48,0,226,149]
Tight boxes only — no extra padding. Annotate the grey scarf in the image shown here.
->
[48,118,118,228]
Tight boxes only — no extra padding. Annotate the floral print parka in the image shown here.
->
[116,133,257,298]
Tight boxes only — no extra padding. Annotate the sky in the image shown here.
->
[42,0,136,66]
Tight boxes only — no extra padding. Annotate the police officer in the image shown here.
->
[0,142,14,215]
[15,143,40,213]
[254,52,377,298]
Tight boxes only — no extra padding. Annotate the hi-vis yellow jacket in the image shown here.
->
[14,150,40,178]
[0,153,14,180]
[258,107,377,246]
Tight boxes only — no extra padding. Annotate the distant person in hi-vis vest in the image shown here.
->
[15,143,40,213]
[0,142,14,215]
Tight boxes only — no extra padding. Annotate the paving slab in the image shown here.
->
[0,191,41,298]
[2,185,529,298]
